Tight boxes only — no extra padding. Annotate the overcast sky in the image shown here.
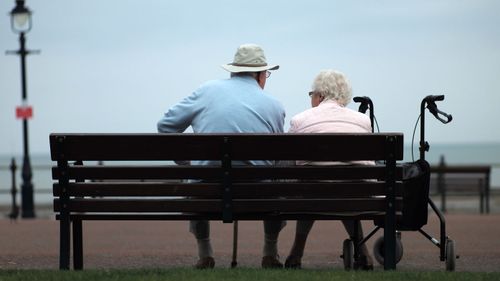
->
[1,0,499,155]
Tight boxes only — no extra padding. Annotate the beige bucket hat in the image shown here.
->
[221,43,279,73]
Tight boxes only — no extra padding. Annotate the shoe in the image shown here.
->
[284,255,302,269]
[194,257,215,269]
[262,255,283,269]
[353,255,374,271]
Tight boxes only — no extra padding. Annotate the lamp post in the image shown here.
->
[6,0,39,218]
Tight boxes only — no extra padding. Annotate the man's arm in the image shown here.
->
[157,91,202,133]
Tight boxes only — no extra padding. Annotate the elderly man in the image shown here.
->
[157,44,286,269]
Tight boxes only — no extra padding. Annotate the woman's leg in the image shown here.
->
[285,220,315,268]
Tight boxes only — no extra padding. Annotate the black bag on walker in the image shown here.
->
[400,159,431,230]
[375,159,431,231]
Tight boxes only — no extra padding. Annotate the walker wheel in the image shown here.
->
[373,234,404,266]
[445,239,456,271]
[342,239,354,270]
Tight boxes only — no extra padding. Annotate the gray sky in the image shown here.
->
[1,0,499,155]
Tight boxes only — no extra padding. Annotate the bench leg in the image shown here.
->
[73,218,83,270]
[383,224,396,270]
[441,191,447,213]
[486,190,490,214]
[480,193,484,214]
[231,221,238,268]
[486,176,490,214]
[59,216,71,270]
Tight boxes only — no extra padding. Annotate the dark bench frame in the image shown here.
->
[50,133,406,270]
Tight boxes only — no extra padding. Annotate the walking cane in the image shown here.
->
[231,221,238,268]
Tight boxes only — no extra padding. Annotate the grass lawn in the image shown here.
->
[0,268,499,281]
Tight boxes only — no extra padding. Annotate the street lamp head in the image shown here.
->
[10,0,32,34]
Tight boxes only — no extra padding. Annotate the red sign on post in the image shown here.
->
[16,106,33,119]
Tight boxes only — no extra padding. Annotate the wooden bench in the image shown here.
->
[50,133,415,270]
[430,165,491,213]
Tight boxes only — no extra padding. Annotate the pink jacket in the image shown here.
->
[289,99,373,166]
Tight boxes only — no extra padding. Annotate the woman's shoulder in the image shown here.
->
[345,106,371,122]
[290,106,318,122]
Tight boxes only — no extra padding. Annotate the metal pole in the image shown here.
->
[438,155,446,213]
[19,32,35,218]
[419,99,427,161]
[9,157,19,220]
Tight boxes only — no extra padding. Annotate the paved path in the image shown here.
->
[1,213,500,271]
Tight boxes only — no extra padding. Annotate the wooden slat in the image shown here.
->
[230,198,395,213]
[50,133,403,161]
[430,179,485,192]
[431,165,490,174]
[59,212,393,221]
[52,166,222,181]
[53,181,403,198]
[52,165,405,181]
[54,198,401,213]
[53,182,220,197]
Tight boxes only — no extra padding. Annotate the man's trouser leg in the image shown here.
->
[263,220,286,257]
[190,220,213,258]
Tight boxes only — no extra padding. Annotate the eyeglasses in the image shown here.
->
[265,71,271,78]
[308,91,317,97]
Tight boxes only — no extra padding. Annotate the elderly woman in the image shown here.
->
[284,70,374,270]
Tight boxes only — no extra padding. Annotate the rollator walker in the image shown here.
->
[344,95,457,271]
[229,95,456,271]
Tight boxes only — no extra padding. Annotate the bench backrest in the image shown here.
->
[429,166,490,194]
[50,133,404,222]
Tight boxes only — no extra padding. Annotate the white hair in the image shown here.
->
[312,69,352,106]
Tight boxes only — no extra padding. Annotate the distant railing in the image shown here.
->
[0,158,52,220]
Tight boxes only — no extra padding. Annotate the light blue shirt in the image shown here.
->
[157,76,285,134]
[157,75,285,165]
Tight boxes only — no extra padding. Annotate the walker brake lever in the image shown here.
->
[427,101,453,124]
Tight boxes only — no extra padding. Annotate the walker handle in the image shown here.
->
[424,95,453,124]
[353,96,370,113]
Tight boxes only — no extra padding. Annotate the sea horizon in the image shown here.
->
[1,142,499,205]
